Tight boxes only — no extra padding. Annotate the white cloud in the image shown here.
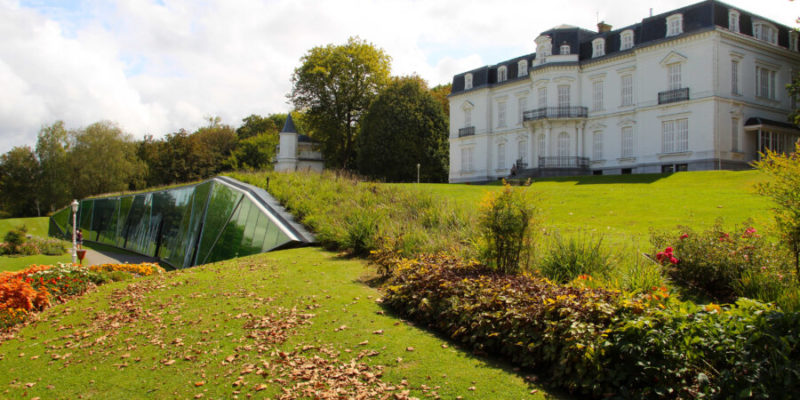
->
[0,0,797,153]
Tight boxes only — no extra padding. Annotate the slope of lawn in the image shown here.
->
[401,170,770,246]
[0,217,70,273]
[0,217,50,238]
[0,247,553,399]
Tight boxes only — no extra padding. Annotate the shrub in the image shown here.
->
[477,182,539,274]
[29,237,67,255]
[89,262,164,276]
[538,231,612,284]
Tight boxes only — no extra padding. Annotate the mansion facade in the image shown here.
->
[448,0,800,182]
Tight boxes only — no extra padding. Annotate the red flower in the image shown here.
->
[669,256,679,265]
[665,247,673,254]
[679,233,688,240]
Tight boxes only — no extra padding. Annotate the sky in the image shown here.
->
[0,0,797,153]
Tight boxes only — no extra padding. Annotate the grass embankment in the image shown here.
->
[0,248,548,399]
[0,217,71,273]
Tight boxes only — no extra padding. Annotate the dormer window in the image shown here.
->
[560,44,571,55]
[620,30,634,50]
[728,9,740,33]
[666,14,683,37]
[753,21,778,45]
[464,73,473,90]
[592,38,605,58]
[498,66,508,82]
[517,60,528,77]
[536,35,553,57]
[791,31,799,52]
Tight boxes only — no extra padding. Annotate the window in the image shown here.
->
[557,132,569,158]
[753,21,778,45]
[558,85,570,108]
[538,87,547,107]
[592,38,605,58]
[518,97,527,123]
[592,131,603,160]
[621,75,633,106]
[756,66,777,100]
[731,117,740,152]
[666,14,683,37]
[497,101,507,127]
[791,32,799,52]
[461,147,473,172]
[464,108,472,127]
[498,66,507,82]
[731,60,740,95]
[621,127,634,158]
[538,39,552,57]
[662,118,688,153]
[620,30,634,50]
[518,60,528,77]
[518,140,528,164]
[667,63,681,90]
[464,73,473,90]
[560,44,571,55]
[537,134,546,158]
[497,143,506,169]
[728,10,740,33]
[592,81,604,111]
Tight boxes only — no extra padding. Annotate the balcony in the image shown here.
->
[523,106,588,121]
[658,87,689,105]
[458,126,475,137]
[538,156,590,169]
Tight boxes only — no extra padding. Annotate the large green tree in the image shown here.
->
[357,76,449,182]
[0,146,41,217]
[290,37,391,169]
[236,114,279,140]
[35,121,71,213]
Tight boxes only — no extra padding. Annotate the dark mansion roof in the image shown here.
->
[451,0,799,95]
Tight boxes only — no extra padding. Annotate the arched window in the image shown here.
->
[592,38,605,58]
[728,9,740,33]
[666,14,683,37]
[498,66,508,82]
[518,60,528,77]
[464,73,473,90]
[753,21,778,45]
[620,30,634,50]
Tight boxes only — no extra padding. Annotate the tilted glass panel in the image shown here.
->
[51,207,71,236]
[205,199,249,264]
[78,200,95,240]
[156,187,193,264]
[265,227,291,252]
[125,194,155,256]
[195,182,242,265]
[180,181,212,269]
[116,196,134,247]
[251,211,269,253]
[93,198,119,245]
[240,199,262,254]
[261,219,279,252]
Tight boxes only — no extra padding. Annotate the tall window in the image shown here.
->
[662,119,688,153]
[537,134,546,158]
[518,140,528,164]
[592,81,604,111]
[621,75,633,106]
[731,117,740,152]
[728,10,740,33]
[620,30,634,50]
[461,147,473,172]
[558,85,570,108]
[538,87,547,107]
[497,143,506,169]
[518,60,528,77]
[791,32,799,52]
[621,127,634,158]
[756,66,777,99]
[518,97,527,123]
[731,60,740,95]
[753,22,778,45]
[557,132,569,158]
[592,131,603,160]
[498,66,508,82]
[560,44,571,55]
[666,14,683,37]
[592,38,605,58]
[464,73,473,90]
[464,108,472,127]
[668,63,682,90]
[497,101,507,127]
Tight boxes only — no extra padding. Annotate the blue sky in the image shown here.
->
[0,0,797,153]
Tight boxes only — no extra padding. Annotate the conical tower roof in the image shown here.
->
[281,113,297,133]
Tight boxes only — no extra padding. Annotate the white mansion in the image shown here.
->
[448,0,800,182]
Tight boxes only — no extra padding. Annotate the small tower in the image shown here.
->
[275,114,299,172]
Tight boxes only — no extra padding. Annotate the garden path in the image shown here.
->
[81,248,157,266]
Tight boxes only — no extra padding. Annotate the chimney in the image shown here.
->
[597,21,612,33]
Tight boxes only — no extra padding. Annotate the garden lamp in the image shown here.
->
[71,199,79,264]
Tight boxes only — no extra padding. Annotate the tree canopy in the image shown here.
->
[357,76,449,182]
[290,36,391,169]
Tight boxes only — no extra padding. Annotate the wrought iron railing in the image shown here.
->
[658,87,689,105]
[537,156,590,169]
[458,126,475,137]
[523,106,588,121]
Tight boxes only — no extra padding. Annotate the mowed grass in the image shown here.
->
[0,247,552,399]
[0,217,50,238]
[400,170,770,246]
[0,217,70,272]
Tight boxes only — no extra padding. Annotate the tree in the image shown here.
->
[429,83,452,121]
[290,36,391,169]
[357,76,449,182]
[236,114,278,140]
[35,121,71,213]
[0,146,41,217]
[226,133,278,171]
[192,117,238,175]
[753,141,800,283]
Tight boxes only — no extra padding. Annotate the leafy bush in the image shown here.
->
[538,231,612,284]
[477,182,539,274]
[3,224,27,250]
[28,237,66,255]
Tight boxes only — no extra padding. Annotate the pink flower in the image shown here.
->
[679,233,689,240]
[665,247,674,254]
[669,256,679,265]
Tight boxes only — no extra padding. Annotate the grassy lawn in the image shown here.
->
[400,170,770,246]
[0,254,72,273]
[0,217,50,239]
[0,247,553,399]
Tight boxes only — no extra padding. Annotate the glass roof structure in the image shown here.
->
[49,176,315,269]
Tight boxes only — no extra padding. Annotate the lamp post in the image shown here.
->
[416,163,420,184]
[71,199,79,265]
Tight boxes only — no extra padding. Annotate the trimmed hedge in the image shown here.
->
[381,253,800,398]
